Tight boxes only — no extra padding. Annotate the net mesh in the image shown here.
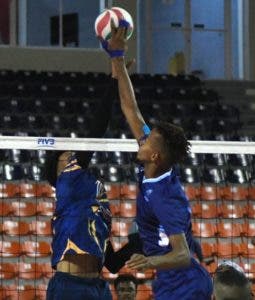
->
[0,138,254,299]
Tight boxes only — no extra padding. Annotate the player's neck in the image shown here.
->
[144,164,170,179]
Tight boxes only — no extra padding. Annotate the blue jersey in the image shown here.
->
[51,158,111,269]
[137,167,194,256]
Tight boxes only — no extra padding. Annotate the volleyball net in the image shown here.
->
[0,137,255,299]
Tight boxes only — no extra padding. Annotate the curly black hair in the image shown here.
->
[153,121,190,166]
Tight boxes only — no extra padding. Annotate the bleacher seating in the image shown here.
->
[0,70,253,299]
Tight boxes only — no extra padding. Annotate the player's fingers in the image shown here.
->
[110,19,117,36]
[115,26,125,40]
[129,254,143,261]
[126,256,146,267]
[127,261,147,271]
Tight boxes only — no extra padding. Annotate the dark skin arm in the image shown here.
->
[107,22,146,142]
[126,233,191,271]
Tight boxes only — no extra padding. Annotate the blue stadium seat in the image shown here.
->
[225,168,248,184]
[1,114,20,129]
[183,152,201,166]
[108,152,131,165]
[3,163,25,180]
[179,167,200,184]
[201,167,225,184]
[101,165,125,183]
[203,153,226,167]
[25,164,45,181]
[226,154,249,167]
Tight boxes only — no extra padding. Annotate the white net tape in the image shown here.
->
[0,136,254,154]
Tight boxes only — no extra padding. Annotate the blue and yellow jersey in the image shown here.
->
[51,156,111,269]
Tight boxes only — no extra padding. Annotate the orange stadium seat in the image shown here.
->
[2,220,30,235]
[120,202,136,217]
[35,284,47,300]
[36,201,54,216]
[136,284,153,300]
[201,242,216,258]
[22,241,51,257]
[0,201,12,216]
[41,263,55,279]
[216,242,239,258]
[0,263,17,279]
[5,284,36,300]
[240,243,255,258]
[247,202,255,218]
[200,203,219,218]
[248,186,255,200]
[192,222,216,238]
[19,182,37,197]
[31,220,52,236]
[242,262,255,279]
[0,241,21,257]
[0,182,20,198]
[109,201,120,216]
[191,203,202,218]
[104,183,121,200]
[121,183,137,200]
[184,184,199,200]
[0,286,7,299]
[221,185,248,201]
[111,220,132,237]
[204,261,217,275]
[220,203,245,218]
[200,185,220,201]
[11,201,37,216]
[217,222,242,237]
[242,222,255,237]
[18,262,43,279]
[34,183,55,197]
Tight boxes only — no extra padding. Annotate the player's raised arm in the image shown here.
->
[101,20,147,142]
[113,57,146,141]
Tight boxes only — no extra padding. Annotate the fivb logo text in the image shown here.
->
[37,138,55,147]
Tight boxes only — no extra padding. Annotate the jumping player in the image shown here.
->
[45,60,142,300]
[102,20,213,300]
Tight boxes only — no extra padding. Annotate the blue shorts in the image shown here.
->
[153,262,213,300]
[46,271,112,300]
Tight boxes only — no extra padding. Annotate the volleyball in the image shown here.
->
[94,7,134,41]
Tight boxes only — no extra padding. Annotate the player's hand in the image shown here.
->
[99,19,129,58]
[126,254,152,271]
